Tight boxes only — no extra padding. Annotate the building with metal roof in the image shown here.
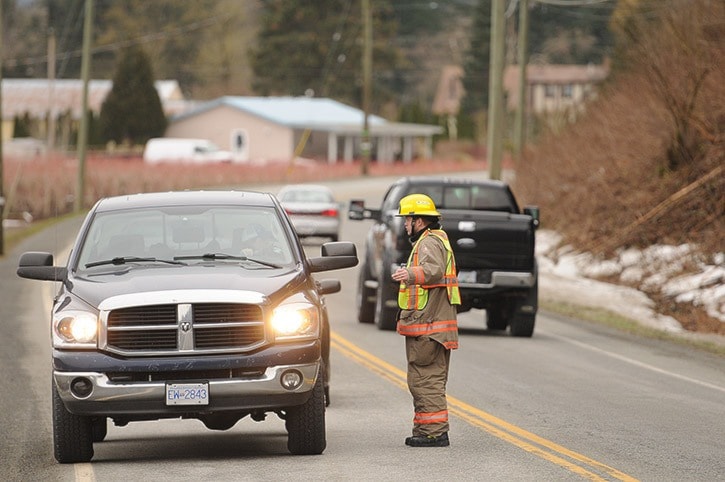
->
[1,78,185,148]
[166,96,443,164]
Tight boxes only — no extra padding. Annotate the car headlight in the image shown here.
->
[53,310,99,348]
[270,301,320,341]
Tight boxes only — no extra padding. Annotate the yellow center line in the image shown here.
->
[331,331,639,482]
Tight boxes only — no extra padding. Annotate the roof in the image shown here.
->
[1,78,184,119]
[432,65,465,115]
[172,96,443,136]
[94,190,275,212]
[504,64,609,88]
[175,96,388,128]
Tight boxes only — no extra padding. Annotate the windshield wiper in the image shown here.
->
[174,252,282,268]
[85,257,186,268]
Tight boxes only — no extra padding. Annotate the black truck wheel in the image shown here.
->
[510,281,537,337]
[286,368,326,455]
[356,261,376,324]
[510,314,535,337]
[52,381,94,463]
[486,303,510,331]
[91,417,108,442]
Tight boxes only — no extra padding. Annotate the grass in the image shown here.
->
[3,212,83,254]
[541,300,725,358]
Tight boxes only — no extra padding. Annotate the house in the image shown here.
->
[165,96,443,164]
[1,78,185,147]
[431,62,609,118]
[503,63,609,115]
[432,66,465,140]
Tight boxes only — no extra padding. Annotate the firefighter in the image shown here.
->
[391,193,460,447]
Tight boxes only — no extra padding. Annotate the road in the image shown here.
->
[1,174,724,481]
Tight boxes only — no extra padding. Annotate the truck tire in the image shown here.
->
[91,417,108,442]
[486,303,509,331]
[52,381,94,463]
[286,367,326,455]
[356,261,375,324]
[510,314,535,337]
[510,280,537,337]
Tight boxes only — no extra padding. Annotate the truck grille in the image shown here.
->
[105,303,266,355]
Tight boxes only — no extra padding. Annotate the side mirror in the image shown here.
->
[317,279,341,295]
[348,199,381,221]
[308,241,359,272]
[348,199,366,220]
[523,206,540,229]
[17,251,67,281]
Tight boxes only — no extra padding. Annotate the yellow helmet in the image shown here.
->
[397,194,440,217]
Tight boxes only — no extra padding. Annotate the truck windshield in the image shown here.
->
[394,185,518,213]
[75,205,294,272]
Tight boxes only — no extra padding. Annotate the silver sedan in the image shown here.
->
[277,184,341,242]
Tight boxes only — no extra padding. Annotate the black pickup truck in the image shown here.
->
[348,176,539,337]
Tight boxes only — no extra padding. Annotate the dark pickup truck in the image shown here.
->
[348,176,539,337]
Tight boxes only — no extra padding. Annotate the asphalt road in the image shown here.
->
[2,174,724,481]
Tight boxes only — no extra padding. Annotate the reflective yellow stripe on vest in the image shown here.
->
[398,229,461,310]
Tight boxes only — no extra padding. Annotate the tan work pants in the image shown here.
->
[405,335,451,437]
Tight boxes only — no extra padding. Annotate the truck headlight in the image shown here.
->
[53,310,98,347]
[270,302,319,341]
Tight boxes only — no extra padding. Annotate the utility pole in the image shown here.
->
[513,0,529,161]
[0,0,5,256]
[487,0,505,180]
[48,28,56,152]
[360,0,372,176]
[75,0,92,213]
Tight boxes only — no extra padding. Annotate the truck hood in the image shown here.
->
[68,265,304,308]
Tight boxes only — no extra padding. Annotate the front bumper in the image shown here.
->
[53,342,320,416]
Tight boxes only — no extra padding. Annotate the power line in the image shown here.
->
[6,11,235,71]
[534,0,612,6]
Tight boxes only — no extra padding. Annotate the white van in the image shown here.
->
[143,138,233,164]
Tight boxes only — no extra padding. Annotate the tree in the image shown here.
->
[99,47,167,145]
[611,0,722,171]
[527,1,615,64]
[459,0,492,142]
[249,0,401,109]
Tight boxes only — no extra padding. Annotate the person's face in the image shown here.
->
[404,216,415,235]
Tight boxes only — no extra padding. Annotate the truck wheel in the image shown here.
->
[91,417,108,442]
[321,326,331,407]
[52,381,94,463]
[356,261,375,324]
[374,276,398,331]
[510,281,537,337]
[510,314,535,337]
[286,367,326,455]
[486,304,509,331]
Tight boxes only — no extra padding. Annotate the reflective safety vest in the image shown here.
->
[398,229,461,310]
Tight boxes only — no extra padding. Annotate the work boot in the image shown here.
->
[404,432,449,447]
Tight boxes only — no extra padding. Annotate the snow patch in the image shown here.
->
[536,230,724,329]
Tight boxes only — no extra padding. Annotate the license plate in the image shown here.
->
[458,270,476,283]
[166,382,209,406]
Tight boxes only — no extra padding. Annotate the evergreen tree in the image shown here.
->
[99,47,167,145]
[249,0,401,108]
[461,0,491,116]
[528,1,615,64]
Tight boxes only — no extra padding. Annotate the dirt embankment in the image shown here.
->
[512,0,724,335]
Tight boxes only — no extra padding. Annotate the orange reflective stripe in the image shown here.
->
[397,319,458,337]
[411,266,425,284]
[413,410,449,424]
